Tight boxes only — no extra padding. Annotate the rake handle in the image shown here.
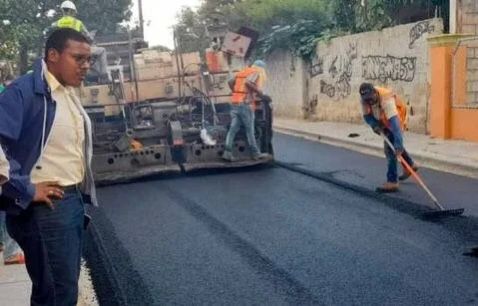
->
[381,134,445,211]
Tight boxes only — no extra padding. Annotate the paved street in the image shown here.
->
[274,133,477,216]
[85,133,478,306]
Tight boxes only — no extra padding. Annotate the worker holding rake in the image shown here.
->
[359,83,418,193]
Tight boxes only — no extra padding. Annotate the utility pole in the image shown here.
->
[173,27,182,98]
[138,0,145,40]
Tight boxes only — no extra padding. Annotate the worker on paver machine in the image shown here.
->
[222,60,270,162]
[359,82,418,193]
[52,1,90,38]
[50,1,108,83]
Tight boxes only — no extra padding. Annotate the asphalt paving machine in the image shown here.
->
[80,31,273,184]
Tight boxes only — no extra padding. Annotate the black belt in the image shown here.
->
[62,184,80,193]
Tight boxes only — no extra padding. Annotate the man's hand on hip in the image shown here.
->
[33,181,64,209]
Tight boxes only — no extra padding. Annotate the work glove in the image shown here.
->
[371,124,383,135]
[260,94,272,103]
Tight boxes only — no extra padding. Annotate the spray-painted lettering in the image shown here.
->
[409,20,435,48]
[362,55,416,83]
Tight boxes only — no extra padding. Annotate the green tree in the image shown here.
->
[175,0,449,59]
[0,0,132,73]
[174,1,243,53]
[174,7,208,54]
[331,0,449,32]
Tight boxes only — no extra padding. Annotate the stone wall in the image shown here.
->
[308,19,443,133]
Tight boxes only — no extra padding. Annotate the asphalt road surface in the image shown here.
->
[85,133,478,306]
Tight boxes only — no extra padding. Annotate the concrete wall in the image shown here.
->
[308,19,443,133]
[264,51,307,118]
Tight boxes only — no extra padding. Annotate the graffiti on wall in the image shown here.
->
[362,55,417,83]
[329,56,339,78]
[310,56,324,77]
[318,43,358,99]
[320,80,335,98]
[409,20,435,49]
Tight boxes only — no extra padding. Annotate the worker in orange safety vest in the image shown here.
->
[222,60,269,162]
[360,82,418,193]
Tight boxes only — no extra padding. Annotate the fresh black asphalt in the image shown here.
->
[85,133,478,306]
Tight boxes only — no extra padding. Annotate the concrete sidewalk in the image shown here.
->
[0,261,30,305]
[274,117,478,179]
[0,258,98,306]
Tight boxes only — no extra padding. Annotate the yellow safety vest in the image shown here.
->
[56,16,84,32]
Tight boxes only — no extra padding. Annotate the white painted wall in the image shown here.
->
[264,51,307,119]
[309,19,443,133]
[264,19,444,133]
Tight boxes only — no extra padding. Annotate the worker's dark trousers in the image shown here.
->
[6,190,84,306]
[384,132,414,182]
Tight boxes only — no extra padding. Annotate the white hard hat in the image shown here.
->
[60,1,77,12]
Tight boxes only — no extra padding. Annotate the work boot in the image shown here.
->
[399,165,419,181]
[252,153,269,161]
[376,182,399,193]
[222,150,236,162]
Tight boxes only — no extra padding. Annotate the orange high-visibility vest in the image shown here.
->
[231,67,261,104]
[363,87,408,130]
[375,87,408,130]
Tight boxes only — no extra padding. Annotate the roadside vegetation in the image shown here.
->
[175,0,449,60]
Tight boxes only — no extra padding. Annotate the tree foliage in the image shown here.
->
[0,0,132,72]
[174,7,209,54]
[174,0,448,60]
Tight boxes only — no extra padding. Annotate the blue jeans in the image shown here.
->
[0,211,22,259]
[384,131,414,183]
[7,190,85,306]
[225,104,260,156]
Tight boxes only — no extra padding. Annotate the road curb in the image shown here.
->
[274,125,478,179]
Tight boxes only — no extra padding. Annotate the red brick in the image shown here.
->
[467,69,478,81]
[467,47,475,58]
[467,58,478,69]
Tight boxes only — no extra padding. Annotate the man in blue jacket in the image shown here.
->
[0,28,97,305]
